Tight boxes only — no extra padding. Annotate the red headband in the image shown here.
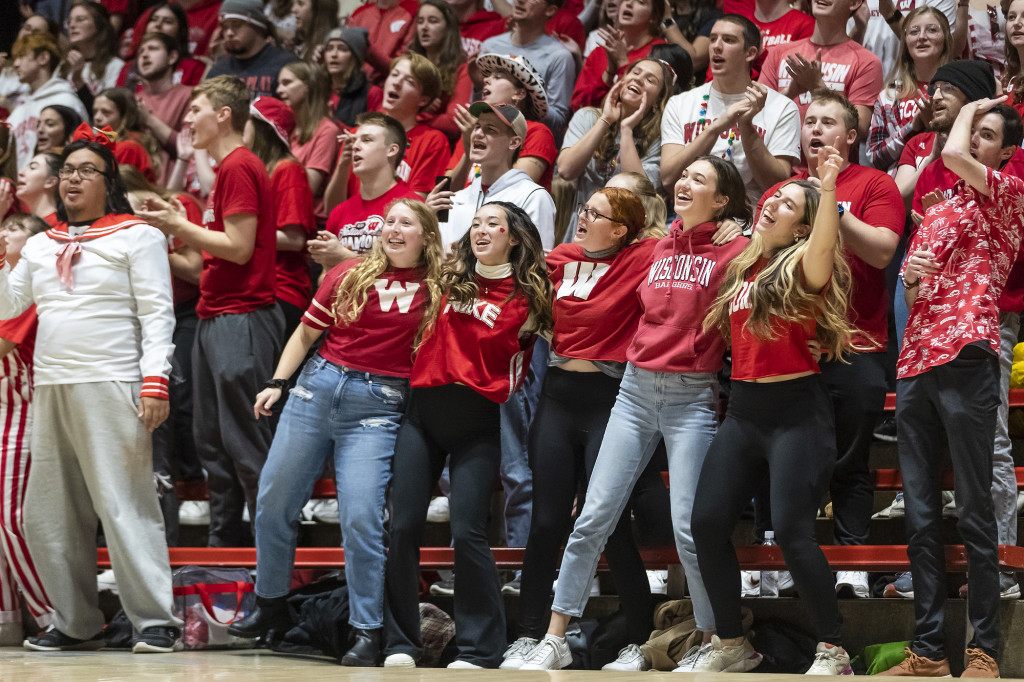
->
[71,123,117,149]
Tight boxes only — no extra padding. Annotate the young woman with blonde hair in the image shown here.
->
[691,145,856,674]
[230,199,445,667]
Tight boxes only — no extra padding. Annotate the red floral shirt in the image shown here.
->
[898,167,1024,379]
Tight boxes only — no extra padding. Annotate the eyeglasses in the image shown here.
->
[58,164,103,180]
[576,203,617,223]
[928,82,960,98]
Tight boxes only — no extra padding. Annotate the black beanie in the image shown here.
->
[930,60,996,103]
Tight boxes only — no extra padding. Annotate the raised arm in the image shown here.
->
[802,145,843,292]
[941,96,1008,195]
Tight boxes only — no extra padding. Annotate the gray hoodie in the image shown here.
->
[8,74,89,170]
[439,168,556,249]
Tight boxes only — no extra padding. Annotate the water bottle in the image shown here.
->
[760,531,779,598]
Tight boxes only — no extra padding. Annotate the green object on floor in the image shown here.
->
[863,641,912,675]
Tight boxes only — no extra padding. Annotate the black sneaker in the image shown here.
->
[873,417,897,443]
[24,625,105,652]
[132,626,182,653]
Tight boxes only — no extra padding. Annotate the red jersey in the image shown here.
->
[447,120,557,191]
[899,168,1024,378]
[326,182,420,255]
[757,164,903,349]
[547,240,656,362]
[0,306,38,378]
[729,259,819,380]
[412,273,536,402]
[461,10,507,59]
[627,221,746,373]
[571,38,666,110]
[271,160,317,310]
[348,0,419,84]
[197,147,277,319]
[302,259,429,377]
[756,9,814,51]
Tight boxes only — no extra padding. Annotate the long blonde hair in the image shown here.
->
[884,7,953,101]
[331,199,445,346]
[591,58,673,174]
[703,180,859,360]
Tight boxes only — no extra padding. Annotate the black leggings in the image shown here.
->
[383,385,506,668]
[517,367,658,642]
[691,375,843,646]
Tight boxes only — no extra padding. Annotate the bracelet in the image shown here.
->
[598,116,612,127]
[263,378,289,391]
[900,273,920,289]
[885,9,903,24]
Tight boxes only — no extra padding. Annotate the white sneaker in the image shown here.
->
[384,653,416,668]
[242,505,250,523]
[673,642,713,672]
[426,496,450,523]
[741,571,760,597]
[872,492,904,519]
[447,660,483,669]
[97,569,118,595]
[1017,491,1024,514]
[299,500,318,525]
[518,634,572,671]
[647,570,668,595]
[500,636,538,669]
[602,643,648,671]
[941,491,957,518]
[312,498,339,524]
[179,500,210,525]
[693,635,762,673]
[779,571,797,596]
[805,642,853,675]
[835,571,870,598]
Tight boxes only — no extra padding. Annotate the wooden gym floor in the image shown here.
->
[0,649,1002,681]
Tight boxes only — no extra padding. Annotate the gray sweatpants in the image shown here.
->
[994,311,1020,547]
[24,382,180,639]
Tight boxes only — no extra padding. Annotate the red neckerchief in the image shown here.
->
[46,214,147,291]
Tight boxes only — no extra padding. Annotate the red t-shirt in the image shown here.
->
[271,160,317,310]
[0,306,38,375]
[171,192,203,307]
[627,221,747,373]
[754,9,814,78]
[302,259,429,377]
[461,10,507,59]
[547,8,586,52]
[729,259,819,380]
[412,274,536,402]
[353,123,452,196]
[547,240,656,361]
[447,120,557,191]
[757,164,903,349]
[326,182,420,255]
[114,139,154,182]
[758,37,883,119]
[571,38,666,110]
[291,117,341,221]
[197,147,277,319]
[899,168,1024,378]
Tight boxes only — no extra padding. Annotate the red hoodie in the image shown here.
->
[626,220,746,373]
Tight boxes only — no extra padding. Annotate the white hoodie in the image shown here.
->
[439,168,556,250]
[7,74,89,170]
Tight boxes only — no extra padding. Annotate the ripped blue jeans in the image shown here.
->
[254,354,407,629]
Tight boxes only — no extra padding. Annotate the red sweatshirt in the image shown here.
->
[626,220,746,373]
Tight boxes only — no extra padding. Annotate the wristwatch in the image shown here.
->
[885,9,903,25]
[263,378,290,390]
[663,17,676,28]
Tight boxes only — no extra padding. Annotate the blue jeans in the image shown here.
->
[550,364,719,631]
[254,355,407,630]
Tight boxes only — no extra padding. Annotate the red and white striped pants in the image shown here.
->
[0,353,51,622]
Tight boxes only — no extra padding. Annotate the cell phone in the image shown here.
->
[435,175,452,223]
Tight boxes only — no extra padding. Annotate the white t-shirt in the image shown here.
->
[850,0,956,78]
[661,81,801,206]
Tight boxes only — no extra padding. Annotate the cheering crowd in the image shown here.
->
[0,0,1022,675]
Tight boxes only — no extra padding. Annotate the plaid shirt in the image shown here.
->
[867,86,924,175]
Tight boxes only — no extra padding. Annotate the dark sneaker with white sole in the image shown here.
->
[24,626,105,652]
[132,626,183,653]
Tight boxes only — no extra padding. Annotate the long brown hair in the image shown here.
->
[590,58,673,175]
[0,126,17,184]
[703,180,860,359]
[440,201,553,336]
[282,61,332,145]
[62,3,118,86]
[332,199,446,347]
[411,0,465,96]
[296,0,340,61]
[1006,0,1024,96]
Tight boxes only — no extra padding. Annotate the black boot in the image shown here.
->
[228,596,291,639]
[341,628,381,666]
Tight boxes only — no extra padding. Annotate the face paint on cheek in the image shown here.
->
[499,228,506,232]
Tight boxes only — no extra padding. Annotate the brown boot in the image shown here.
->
[878,648,952,676]
[961,649,1000,678]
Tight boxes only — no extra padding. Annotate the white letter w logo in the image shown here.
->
[375,280,420,313]
[556,262,610,300]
